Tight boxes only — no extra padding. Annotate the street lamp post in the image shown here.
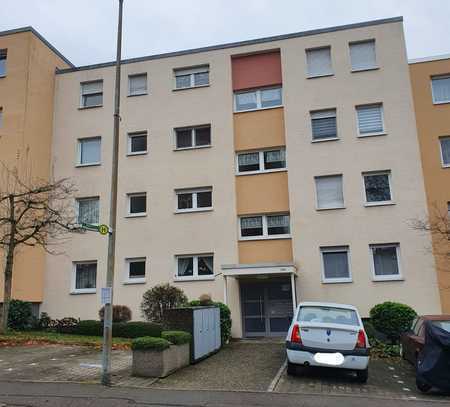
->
[101,0,124,386]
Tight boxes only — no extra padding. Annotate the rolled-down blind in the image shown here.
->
[315,175,344,209]
[129,74,147,94]
[81,81,102,94]
[357,104,383,134]
[306,47,332,77]
[311,110,337,139]
[350,40,376,71]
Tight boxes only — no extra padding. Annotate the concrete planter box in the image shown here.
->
[132,343,190,378]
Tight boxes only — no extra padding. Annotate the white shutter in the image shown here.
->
[357,104,383,135]
[306,47,332,77]
[432,76,450,103]
[311,109,337,140]
[350,40,376,71]
[315,175,344,209]
[129,74,147,95]
[81,81,102,95]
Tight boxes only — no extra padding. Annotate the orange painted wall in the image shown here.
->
[238,239,293,264]
[410,59,450,312]
[232,51,282,91]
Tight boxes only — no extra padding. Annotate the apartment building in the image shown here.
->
[0,27,71,313]
[409,55,450,313]
[41,16,441,338]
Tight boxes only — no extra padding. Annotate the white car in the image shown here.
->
[286,302,370,383]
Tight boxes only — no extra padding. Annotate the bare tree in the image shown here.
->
[0,164,78,333]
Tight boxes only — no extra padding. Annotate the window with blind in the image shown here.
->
[370,244,401,281]
[311,109,337,141]
[315,175,344,209]
[176,187,212,212]
[174,66,209,89]
[128,73,147,96]
[320,246,351,283]
[363,171,392,205]
[236,148,286,174]
[72,262,97,293]
[356,104,384,136]
[0,49,7,77]
[77,197,99,225]
[306,47,333,77]
[80,80,103,108]
[175,254,214,280]
[350,40,377,71]
[234,87,282,112]
[125,258,146,283]
[440,136,450,166]
[432,76,450,104]
[174,125,211,149]
[77,137,101,166]
[239,214,290,239]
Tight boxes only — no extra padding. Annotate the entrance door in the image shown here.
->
[241,278,293,337]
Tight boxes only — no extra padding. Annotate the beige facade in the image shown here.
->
[42,17,441,338]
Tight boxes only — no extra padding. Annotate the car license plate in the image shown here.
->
[314,352,345,366]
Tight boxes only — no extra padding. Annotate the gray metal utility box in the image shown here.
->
[163,306,221,363]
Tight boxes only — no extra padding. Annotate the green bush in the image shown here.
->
[54,317,79,334]
[74,320,162,338]
[75,320,102,336]
[38,312,53,330]
[189,300,232,345]
[131,336,170,351]
[7,299,33,330]
[141,284,188,323]
[99,305,132,323]
[162,330,191,345]
[370,301,417,343]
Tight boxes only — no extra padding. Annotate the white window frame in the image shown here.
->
[439,136,450,168]
[314,174,345,210]
[127,192,147,217]
[128,73,148,96]
[356,103,385,137]
[79,80,103,108]
[76,137,101,167]
[174,253,215,281]
[310,109,338,142]
[235,148,287,175]
[238,213,291,241]
[71,261,97,294]
[370,243,403,282]
[76,196,100,225]
[124,257,146,284]
[362,170,394,206]
[0,49,7,77]
[320,246,352,284]
[173,125,211,150]
[349,39,378,72]
[305,46,333,78]
[234,86,283,113]
[175,187,213,213]
[173,65,210,90]
[431,75,450,105]
[127,131,148,156]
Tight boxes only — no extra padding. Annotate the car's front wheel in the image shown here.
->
[287,361,297,376]
[356,368,368,383]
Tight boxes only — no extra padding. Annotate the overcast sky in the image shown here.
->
[1,0,449,66]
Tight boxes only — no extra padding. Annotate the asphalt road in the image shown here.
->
[0,381,448,407]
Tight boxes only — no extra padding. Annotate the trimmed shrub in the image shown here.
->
[7,299,33,330]
[141,284,188,323]
[131,336,170,352]
[370,301,417,343]
[162,330,191,345]
[75,320,162,338]
[75,320,102,336]
[99,305,132,323]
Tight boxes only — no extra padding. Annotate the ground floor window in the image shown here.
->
[370,243,401,281]
[72,261,97,294]
[320,246,351,283]
[125,257,146,283]
[175,254,214,280]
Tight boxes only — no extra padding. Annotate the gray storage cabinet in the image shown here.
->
[163,306,221,362]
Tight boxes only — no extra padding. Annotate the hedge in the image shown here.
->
[162,330,191,345]
[131,336,170,351]
[74,320,162,338]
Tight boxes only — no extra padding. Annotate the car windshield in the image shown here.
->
[298,306,359,326]
[432,320,450,333]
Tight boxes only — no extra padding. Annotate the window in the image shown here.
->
[127,193,147,216]
[239,214,290,239]
[356,104,384,136]
[128,73,147,96]
[80,80,103,108]
[176,188,212,212]
[77,137,101,166]
[363,171,392,205]
[440,136,450,167]
[234,87,282,112]
[175,254,214,280]
[0,49,6,77]
[72,261,97,293]
[320,246,351,283]
[174,66,209,89]
[431,76,450,104]
[370,244,401,281]
[315,175,344,210]
[306,47,333,77]
[298,306,358,325]
[125,258,146,283]
[128,131,147,155]
[350,40,377,71]
[311,109,337,141]
[236,149,286,174]
[76,197,99,225]
[174,125,211,149]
